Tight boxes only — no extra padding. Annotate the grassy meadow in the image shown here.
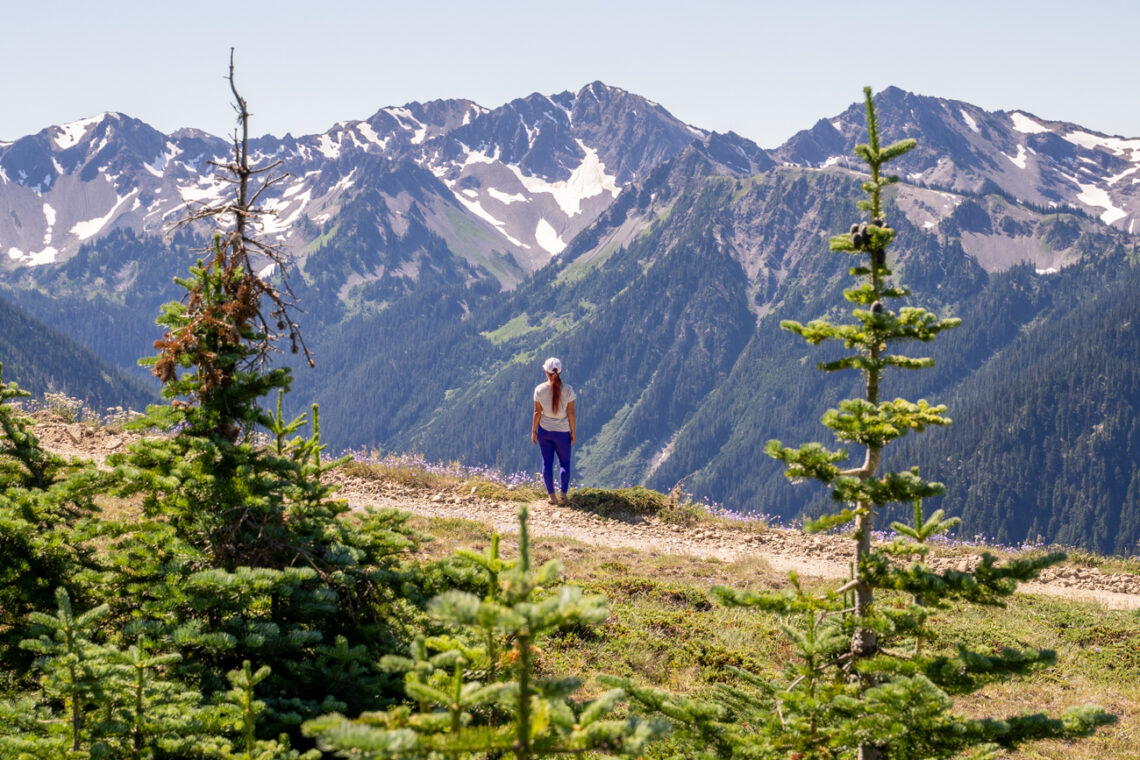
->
[408,505,1140,760]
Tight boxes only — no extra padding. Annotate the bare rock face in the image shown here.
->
[0,83,740,289]
[775,86,1140,235]
[14,85,1135,293]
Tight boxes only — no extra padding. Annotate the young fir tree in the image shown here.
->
[608,87,1111,760]
[101,52,426,735]
[7,586,113,758]
[2,586,319,759]
[0,362,103,676]
[213,661,321,760]
[305,507,667,759]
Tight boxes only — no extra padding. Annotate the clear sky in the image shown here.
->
[3,0,1138,148]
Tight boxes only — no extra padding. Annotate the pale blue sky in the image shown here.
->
[4,0,1138,147]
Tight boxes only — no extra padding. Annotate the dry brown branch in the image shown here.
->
[156,47,314,399]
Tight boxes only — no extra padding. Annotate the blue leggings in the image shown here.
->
[537,426,572,494]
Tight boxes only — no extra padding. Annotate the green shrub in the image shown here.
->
[566,486,668,518]
[465,479,545,502]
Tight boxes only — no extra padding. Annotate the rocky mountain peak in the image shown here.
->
[775,87,1140,232]
[3,84,1137,301]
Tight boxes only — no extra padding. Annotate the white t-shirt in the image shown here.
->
[534,381,576,433]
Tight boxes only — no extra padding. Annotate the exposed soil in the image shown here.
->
[331,475,1140,611]
[32,416,1140,611]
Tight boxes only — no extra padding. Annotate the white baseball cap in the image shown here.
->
[543,357,562,373]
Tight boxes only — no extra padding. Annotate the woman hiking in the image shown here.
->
[531,357,576,504]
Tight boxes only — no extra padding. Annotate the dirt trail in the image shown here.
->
[30,417,1140,611]
[330,475,1140,612]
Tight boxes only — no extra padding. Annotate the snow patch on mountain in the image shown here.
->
[342,129,367,151]
[53,115,105,150]
[1063,131,1140,161]
[70,189,139,241]
[534,219,566,255]
[283,181,308,198]
[355,123,389,149]
[30,173,55,193]
[546,94,573,122]
[507,141,618,217]
[1076,183,1127,224]
[385,107,415,123]
[454,195,527,248]
[17,245,59,266]
[39,204,58,257]
[1010,112,1050,134]
[144,144,180,178]
[317,133,341,159]
[488,187,526,204]
[178,175,229,205]
[385,106,427,143]
[960,109,980,134]
[463,149,499,167]
[1005,144,1029,169]
[334,168,357,192]
[261,189,312,237]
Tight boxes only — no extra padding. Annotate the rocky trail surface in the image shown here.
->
[332,475,1140,611]
[34,417,1140,611]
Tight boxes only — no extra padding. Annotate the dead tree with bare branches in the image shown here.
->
[104,54,422,733]
[153,48,311,444]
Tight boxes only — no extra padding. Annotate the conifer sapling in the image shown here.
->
[610,87,1112,760]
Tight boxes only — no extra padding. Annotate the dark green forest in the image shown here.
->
[897,264,1140,554]
[0,85,1120,759]
[4,151,1138,554]
[0,227,188,383]
[0,293,153,410]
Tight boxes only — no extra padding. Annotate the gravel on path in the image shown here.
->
[24,417,1140,611]
[333,475,1140,611]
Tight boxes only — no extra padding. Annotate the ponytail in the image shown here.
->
[550,370,562,414]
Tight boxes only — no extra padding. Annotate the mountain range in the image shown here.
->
[3,85,1136,281]
[1,83,1138,553]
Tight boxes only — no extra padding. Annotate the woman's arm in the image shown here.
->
[567,400,576,445]
[531,401,543,445]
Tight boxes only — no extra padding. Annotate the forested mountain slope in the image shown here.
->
[0,293,154,409]
[2,86,1138,552]
[894,259,1140,554]
[289,144,1140,554]
[0,228,188,380]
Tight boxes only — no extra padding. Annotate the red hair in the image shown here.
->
[550,370,562,413]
